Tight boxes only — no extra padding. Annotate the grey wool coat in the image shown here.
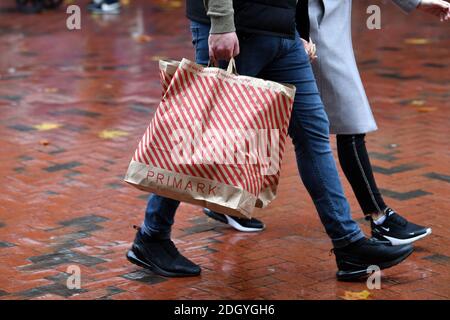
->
[308,0,420,134]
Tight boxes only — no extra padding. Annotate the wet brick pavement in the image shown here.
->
[0,0,449,300]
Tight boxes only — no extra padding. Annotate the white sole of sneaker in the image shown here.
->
[225,215,265,233]
[382,228,432,246]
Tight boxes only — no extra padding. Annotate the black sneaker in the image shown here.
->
[203,208,265,232]
[371,208,432,246]
[333,237,413,281]
[88,0,121,14]
[126,226,201,277]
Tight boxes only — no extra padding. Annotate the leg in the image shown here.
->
[257,34,363,248]
[141,194,180,238]
[255,34,413,279]
[138,21,210,239]
[190,20,210,66]
[336,134,387,216]
[337,134,432,245]
[126,22,213,277]
[128,193,200,277]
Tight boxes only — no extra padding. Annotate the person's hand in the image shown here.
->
[208,32,240,65]
[418,0,450,21]
[301,38,318,62]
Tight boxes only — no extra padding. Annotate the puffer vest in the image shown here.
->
[186,0,309,40]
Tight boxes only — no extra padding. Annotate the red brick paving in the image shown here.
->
[0,0,449,300]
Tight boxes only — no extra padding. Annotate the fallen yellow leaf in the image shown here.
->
[40,139,50,146]
[342,290,371,300]
[134,34,153,43]
[404,38,430,45]
[168,0,182,8]
[33,123,62,131]
[416,107,437,113]
[410,100,425,106]
[99,129,129,139]
[156,0,182,9]
[44,88,59,93]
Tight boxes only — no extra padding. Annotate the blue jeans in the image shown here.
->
[142,21,364,248]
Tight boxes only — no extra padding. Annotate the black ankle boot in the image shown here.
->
[126,227,201,277]
[333,237,413,281]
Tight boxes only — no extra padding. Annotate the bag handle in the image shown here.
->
[207,57,238,75]
[226,57,238,75]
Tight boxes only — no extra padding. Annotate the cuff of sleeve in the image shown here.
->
[394,0,421,13]
[210,14,236,34]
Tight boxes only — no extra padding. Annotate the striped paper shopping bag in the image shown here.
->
[158,59,294,209]
[125,58,295,218]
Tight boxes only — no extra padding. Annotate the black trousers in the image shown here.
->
[336,134,387,215]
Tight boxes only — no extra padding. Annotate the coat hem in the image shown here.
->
[329,124,378,135]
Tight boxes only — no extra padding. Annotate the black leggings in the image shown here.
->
[336,134,387,215]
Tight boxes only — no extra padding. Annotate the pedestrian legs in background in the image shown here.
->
[88,0,121,14]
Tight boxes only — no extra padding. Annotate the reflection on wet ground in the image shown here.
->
[0,0,448,299]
